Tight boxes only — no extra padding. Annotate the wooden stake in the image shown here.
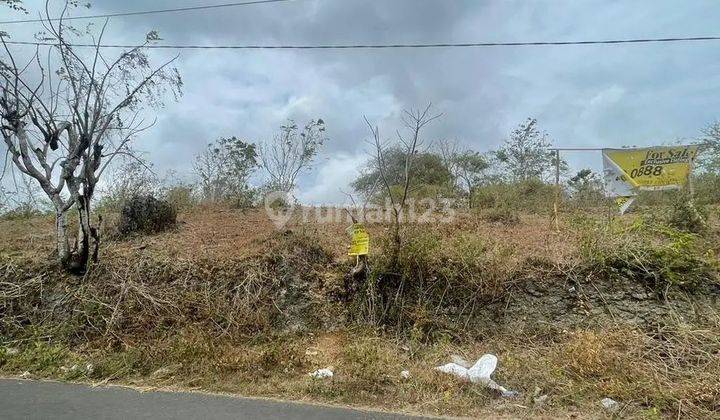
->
[553,149,561,232]
[688,156,696,199]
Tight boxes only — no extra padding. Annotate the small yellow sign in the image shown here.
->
[348,223,370,256]
[603,145,699,190]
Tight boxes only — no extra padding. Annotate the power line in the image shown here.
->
[0,0,294,25]
[3,36,720,50]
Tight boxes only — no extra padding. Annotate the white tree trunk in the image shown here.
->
[76,197,92,272]
[55,210,71,265]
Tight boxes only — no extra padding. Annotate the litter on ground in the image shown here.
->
[309,367,334,379]
[435,354,518,397]
[601,397,620,412]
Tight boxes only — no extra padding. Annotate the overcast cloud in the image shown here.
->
[2,0,720,203]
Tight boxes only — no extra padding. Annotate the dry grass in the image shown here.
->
[1,206,719,418]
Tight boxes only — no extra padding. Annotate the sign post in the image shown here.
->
[553,149,561,232]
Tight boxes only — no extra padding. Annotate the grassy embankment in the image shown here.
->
[1,206,719,418]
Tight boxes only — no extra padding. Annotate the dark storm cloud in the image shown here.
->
[2,0,720,202]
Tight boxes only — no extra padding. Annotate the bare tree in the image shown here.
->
[698,121,720,174]
[259,119,327,194]
[364,103,441,264]
[0,1,182,273]
[438,138,460,184]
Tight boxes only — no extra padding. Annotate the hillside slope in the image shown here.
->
[1,207,718,418]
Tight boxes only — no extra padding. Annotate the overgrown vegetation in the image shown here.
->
[1,209,718,417]
[578,215,718,295]
[1,12,719,414]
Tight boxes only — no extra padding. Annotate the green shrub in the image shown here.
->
[164,184,197,212]
[226,188,257,209]
[693,173,720,205]
[580,218,718,294]
[117,195,177,236]
[666,193,708,234]
[1,342,69,375]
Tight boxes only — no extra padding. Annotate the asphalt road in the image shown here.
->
[0,379,429,420]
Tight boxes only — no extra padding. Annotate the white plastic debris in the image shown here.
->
[601,397,620,412]
[400,370,411,379]
[450,354,472,368]
[467,354,498,381]
[436,362,469,379]
[309,367,334,379]
[435,354,518,397]
[5,347,19,356]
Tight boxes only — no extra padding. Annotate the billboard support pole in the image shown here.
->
[688,156,696,199]
[553,149,561,232]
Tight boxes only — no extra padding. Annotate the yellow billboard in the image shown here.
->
[603,145,699,190]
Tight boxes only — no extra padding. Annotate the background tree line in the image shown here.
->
[6,115,720,223]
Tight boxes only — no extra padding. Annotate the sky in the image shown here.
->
[2,0,720,204]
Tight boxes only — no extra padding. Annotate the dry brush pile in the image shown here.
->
[0,228,339,346]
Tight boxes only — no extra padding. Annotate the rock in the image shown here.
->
[19,371,32,379]
[309,367,333,379]
[400,370,411,379]
[600,397,620,412]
